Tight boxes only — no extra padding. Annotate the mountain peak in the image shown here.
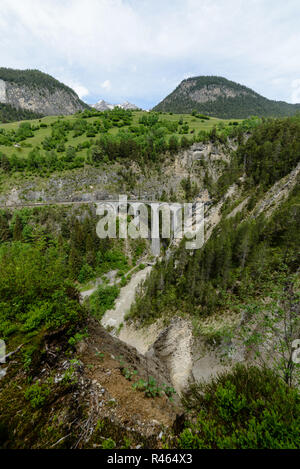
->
[92,99,114,111]
[93,99,140,111]
[153,75,300,118]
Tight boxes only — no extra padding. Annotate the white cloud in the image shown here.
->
[101,80,111,91]
[291,79,300,104]
[0,0,300,107]
[66,82,89,99]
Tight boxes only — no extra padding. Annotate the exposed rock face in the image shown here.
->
[0,140,232,207]
[177,79,256,104]
[147,318,194,394]
[0,79,6,103]
[0,78,86,115]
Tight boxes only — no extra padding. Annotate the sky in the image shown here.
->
[0,0,300,109]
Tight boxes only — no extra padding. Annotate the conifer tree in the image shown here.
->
[13,215,23,241]
[0,214,11,243]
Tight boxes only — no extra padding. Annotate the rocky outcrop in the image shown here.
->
[253,161,300,218]
[179,80,256,104]
[0,140,231,207]
[0,78,86,116]
[147,318,194,394]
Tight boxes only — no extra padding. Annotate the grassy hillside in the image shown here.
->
[0,108,249,178]
[154,76,300,118]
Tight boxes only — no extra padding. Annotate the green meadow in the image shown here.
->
[0,110,242,160]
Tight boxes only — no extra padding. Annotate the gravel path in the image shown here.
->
[101,266,152,330]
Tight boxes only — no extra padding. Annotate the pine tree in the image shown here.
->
[13,215,23,241]
[86,233,96,266]
[0,214,11,243]
[68,245,82,279]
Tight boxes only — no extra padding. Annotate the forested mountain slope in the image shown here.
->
[154,76,300,118]
[130,115,300,322]
[0,68,88,118]
[0,103,43,123]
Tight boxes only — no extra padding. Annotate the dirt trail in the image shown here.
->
[80,270,118,301]
[80,258,149,303]
[80,263,161,354]
[101,267,152,330]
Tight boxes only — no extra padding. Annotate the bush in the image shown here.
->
[78,263,94,283]
[0,242,84,339]
[102,438,116,449]
[24,382,51,409]
[176,365,300,449]
[89,285,120,319]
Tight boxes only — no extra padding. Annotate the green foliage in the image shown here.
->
[0,241,85,340]
[0,109,245,177]
[122,367,138,381]
[98,249,129,274]
[68,331,88,348]
[0,67,83,96]
[132,377,162,398]
[95,351,105,361]
[238,276,300,387]
[102,438,116,449]
[237,115,300,190]
[78,263,94,284]
[180,176,199,201]
[61,363,78,385]
[0,103,42,123]
[24,382,51,409]
[117,355,139,380]
[0,205,135,342]
[89,285,120,319]
[215,381,247,421]
[131,376,175,399]
[175,365,300,449]
[162,384,176,400]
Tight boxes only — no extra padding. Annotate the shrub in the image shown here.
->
[176,365,300,449]
[24,382,51,409]
[102,438,116,449]
[89,285,120,319]
[78,263,94,283]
